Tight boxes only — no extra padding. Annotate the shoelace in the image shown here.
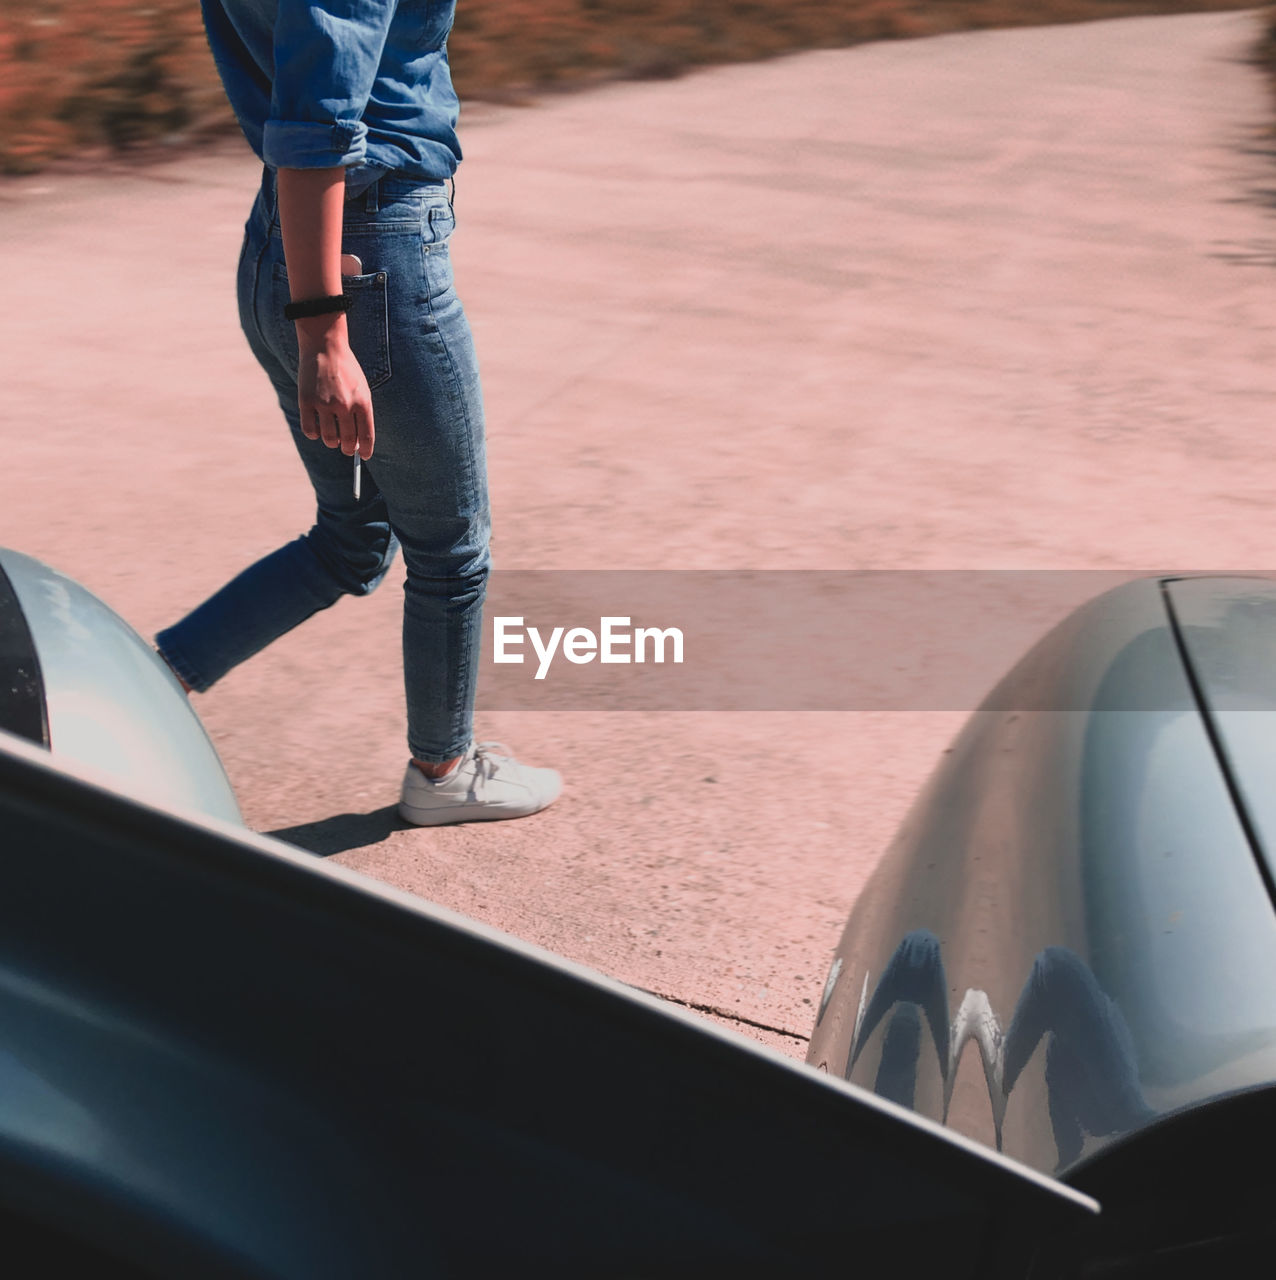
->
[470,741,514,793]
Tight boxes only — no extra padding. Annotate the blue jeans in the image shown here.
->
[157,167,490,763]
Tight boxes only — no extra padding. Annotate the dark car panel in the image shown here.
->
[0,729,1095,1278]
[1057,1084,1276,1277]
[808,578,1276,1183]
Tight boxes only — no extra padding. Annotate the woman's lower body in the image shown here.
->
[157,167,559,823]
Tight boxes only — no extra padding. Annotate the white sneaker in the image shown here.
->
[398,741,562,826]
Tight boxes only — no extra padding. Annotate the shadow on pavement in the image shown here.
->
[265,806,403,857]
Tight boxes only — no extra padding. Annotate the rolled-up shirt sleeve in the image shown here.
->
[263,0,395,169]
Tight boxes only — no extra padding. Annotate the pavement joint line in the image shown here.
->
[627,985,810,1043]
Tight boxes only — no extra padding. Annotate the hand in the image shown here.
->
[295,315,375,460]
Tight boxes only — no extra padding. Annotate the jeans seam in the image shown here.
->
[249,197,275,350]
[417,244,485,753]
[419,240,478,508]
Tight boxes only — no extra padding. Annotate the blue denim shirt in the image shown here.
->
[200,0,462,187]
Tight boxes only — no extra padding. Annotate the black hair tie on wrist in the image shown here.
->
[284,293,353,321]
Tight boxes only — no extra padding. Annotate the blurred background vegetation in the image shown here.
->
[1,0,1271,174]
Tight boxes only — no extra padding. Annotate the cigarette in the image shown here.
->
[353,452,362,501]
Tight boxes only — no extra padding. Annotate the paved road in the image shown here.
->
[4,12,1275,1055]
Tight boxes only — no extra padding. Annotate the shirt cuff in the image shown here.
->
[262,119,366,170]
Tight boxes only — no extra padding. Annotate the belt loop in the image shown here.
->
[364,177,380,214]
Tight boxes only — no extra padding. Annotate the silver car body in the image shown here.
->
[0,546,240,825]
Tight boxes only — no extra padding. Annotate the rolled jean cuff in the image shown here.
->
[154,635,206,694]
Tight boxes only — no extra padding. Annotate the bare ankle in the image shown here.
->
[414,755,462,779]
[156,648,193,694]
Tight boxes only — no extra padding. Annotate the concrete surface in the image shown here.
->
[4,11,1276,1056]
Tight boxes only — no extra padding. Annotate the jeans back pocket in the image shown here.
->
[271,261,392,390]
